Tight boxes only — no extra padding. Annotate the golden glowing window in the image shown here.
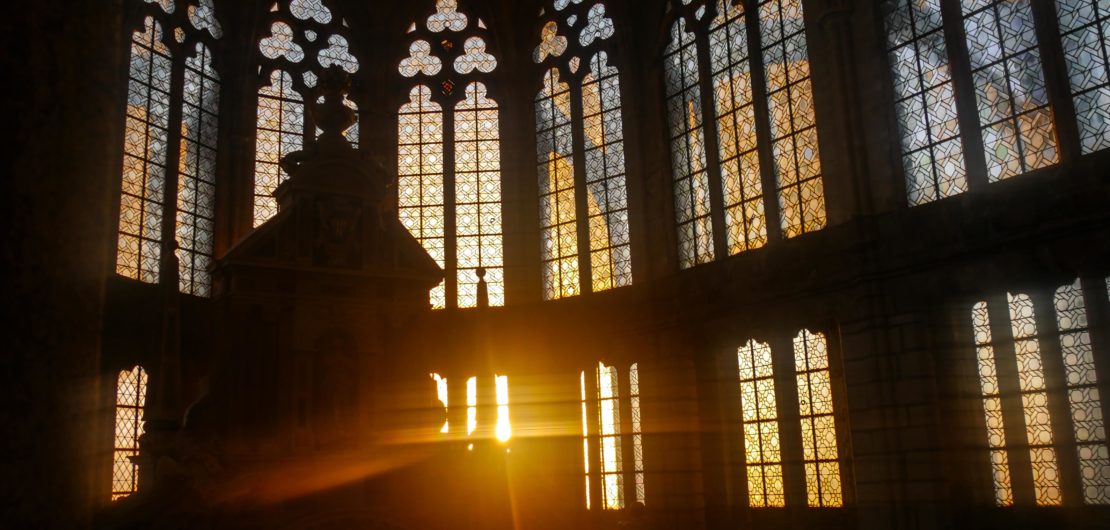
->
[117,2,223,296]
[534,1,633,299]
[793,329,843,507]
[112,366,148,500]
[737,339,784,507]
[581,361,644,509]
[398,1,505,309]
[430,373,511,443]
[709,0,768,254]
[973,281,1110,506]
[253,0,361,227]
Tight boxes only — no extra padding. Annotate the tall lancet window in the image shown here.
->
[116,0,223,296]
[882,0,967,205]
[1057,0,1110,153]
[398,0,505,309]
[112,366,148,500]
[252,0,361,227]
[581,361,645,509]
[663,0,827,270]
[972,280,1110,506]
[534,0,632,299]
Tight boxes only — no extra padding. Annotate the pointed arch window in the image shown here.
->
[112,366,149,500]
[663,0,826,270]
[116,0,223,296]
[971,279,1110,506]
[581,361,645,509]
[398,0,505,309]
[534,0,632,299]
[252,0,361,227]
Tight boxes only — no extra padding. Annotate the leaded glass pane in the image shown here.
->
[1057,0,1110,153]
[399,86,446,308]
[961,0,1059,181]
[112,366,148,500]
[709,0,769,254]
[665,19,715,269]
[118,17,171,284]
[738,339,784,507]
[455,83,505,308]
[537,69,580,300]
[793,329,843,507]
[253,70,303,227]
[883,0,968,205]
[177,42,219,296]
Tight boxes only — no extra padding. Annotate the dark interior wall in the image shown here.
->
[3,1,125,527]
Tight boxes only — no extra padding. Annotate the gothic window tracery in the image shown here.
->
[117,0,223,296]
[112,366,148,500]
[398,0,505,309]
[793,329,843,507]
[253,0,361,227]
[664,0,826,270]
[534,0,632,300]
[737,339,784,507]
[581,361,645,510]
[972,280,1110,506]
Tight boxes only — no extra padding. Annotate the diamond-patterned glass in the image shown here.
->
[665,18,715,269]
[738,339,784,507]
[177,42,219,297]
[581,52,632,294]
[117,17,171,285]
[253,70,303,227]
[537,69,580,300]
[710,0,769,254]
[961,0,1059,181]
[399,85,446,308]
[759,0,827,238]
[883,0,968,205]
[793,329,843,507]
[112,366,148,500]
[972,300,1015,506]
[455,83,505,308]
[1057,0,1110,153]
[1053,280,1110,504]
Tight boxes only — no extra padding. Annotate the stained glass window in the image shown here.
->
[1057,0,1110,153]
[793,329,843,507]
[534,1,632,299]
[966,286,1110,507]
[972,301,1015,506]
[495,374,512,442]
[398,1,505,309]
[961,0,1058,181]
[665,18,715,269]
[117,1,223,296]
[882,0,967,205]
[1052,280,1110,504]
[399,86,447,308]
[254,70,304,225]
[759,0,826,238]
[430,373,511,442]
[118,17,172,285]
[454,83,504,308]
[709,0,768,253]
[537,68,580,299]
[253,0,362,226]
[112,366,148,500]
[177,42,219,296]
[582,361,645,509]
[737,339,784,507]
[431,373,449,434]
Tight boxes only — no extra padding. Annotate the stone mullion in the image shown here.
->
[1029,0,1082,163]
[770,333,806,508]
[1081,275,1110,490]
[1029,291,1083,506]
[986,294,1036,506]
[692,21,730,259]
[567,79,594,295]
[158,48,188,287]
[939,0,989,191]
[444,107,459,308]
[741,0,784,245]
[584,365,603,509]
